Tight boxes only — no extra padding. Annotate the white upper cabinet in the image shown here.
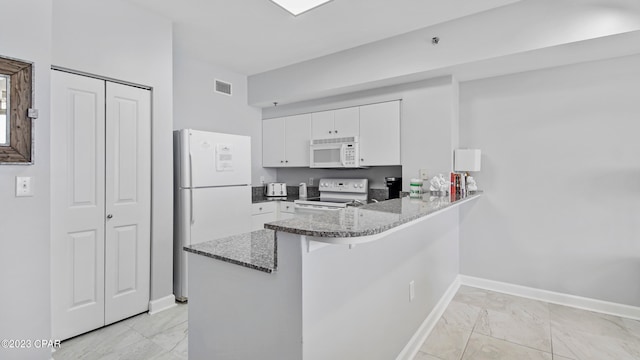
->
[263,114,311,167]
[333,107,359,138]
[311,107,359,139]
[311,110,334,139]
[262,117,286,167]
[359,101,401,166]
[284,114,312,166]
[263,101,400,168]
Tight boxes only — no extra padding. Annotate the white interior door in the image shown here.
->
[51,71,151,339]
[104,82,151,325]
[51,71,106,340]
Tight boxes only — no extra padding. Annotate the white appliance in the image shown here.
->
[309,136,362,168]
[173,129,252,301]
[294,178,368,212]
[265,182,287,197]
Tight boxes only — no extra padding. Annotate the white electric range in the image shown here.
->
[294,178,369,212]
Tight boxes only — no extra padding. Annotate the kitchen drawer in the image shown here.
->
[251,202,277,215]
[279,201,295,214]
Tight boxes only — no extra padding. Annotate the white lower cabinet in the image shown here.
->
[279,201,295,220]
[251,202,278,231]
[251,201,296,230]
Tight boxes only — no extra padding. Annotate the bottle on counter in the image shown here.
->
[410,178,423,198]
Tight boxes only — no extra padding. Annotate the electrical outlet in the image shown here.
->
[260,176,265,184]
[309,177,314,186]
[409,280,415,302]
[419,169,428,180]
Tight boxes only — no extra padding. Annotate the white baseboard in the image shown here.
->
[396,277,461,360]
[459,275,640,321]
[148,294,177,315]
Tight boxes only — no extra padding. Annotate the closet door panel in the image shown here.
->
[104,82,151,325]
[51,70,106,340]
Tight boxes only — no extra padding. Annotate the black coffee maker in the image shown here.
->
[385,177,402,199]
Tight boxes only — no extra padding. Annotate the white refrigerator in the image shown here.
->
[173,129,252,301]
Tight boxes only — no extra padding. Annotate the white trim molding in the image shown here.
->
[396,277,461,360]
[148,294,177,315]
[459,275,640,321]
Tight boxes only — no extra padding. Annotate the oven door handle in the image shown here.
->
[294,203,343,211]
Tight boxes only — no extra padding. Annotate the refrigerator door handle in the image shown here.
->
[188,152,194,224]
[188,152,193,188]
[190,189,194,225]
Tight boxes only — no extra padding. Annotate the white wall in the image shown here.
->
[52,0,175,302]
[0,1,52,359]
[301,208,459,360]
[458,53,640,307]
[248,0,640,107]
[173,51,276,185]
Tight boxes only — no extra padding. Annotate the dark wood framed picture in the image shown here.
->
[0,55,33,164]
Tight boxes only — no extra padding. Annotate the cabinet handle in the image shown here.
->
[361,158,364,162]
[329,131,332,134]
[335,130,338,134]
[259,207,263,211]
[107,214,113,219]
[280,160,284,163]
[285,160,289,163]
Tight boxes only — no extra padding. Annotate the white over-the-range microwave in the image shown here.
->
[309,136,363,168]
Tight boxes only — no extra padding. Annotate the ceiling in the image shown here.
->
[123,0,522,75]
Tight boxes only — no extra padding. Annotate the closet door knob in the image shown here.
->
[107,214,113,219]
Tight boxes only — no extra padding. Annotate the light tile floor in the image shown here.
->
[53,302,188,360]
[52,286,640,360]
[415,286,640,360]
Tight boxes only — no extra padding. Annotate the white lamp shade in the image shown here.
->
[454,149,481,172]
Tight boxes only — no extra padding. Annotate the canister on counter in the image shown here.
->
[410,178,423,198]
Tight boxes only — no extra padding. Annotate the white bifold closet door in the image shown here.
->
[51,70,151,340]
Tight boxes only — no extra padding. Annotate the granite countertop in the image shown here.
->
[184,229,276,273]
[187,192,482,272]
[264,192,482,239]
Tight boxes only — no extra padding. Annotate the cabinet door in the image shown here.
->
[263,117,286,167]
[359,101,401,166]
[284,114,311,167]
[311,110,335,139]
[334,107,359,138]
[251,213,278,231]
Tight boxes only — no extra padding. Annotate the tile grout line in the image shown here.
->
[458,299,486,360]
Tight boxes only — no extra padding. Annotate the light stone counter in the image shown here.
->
[264,192,482,244]
[183,229,276,273]
[184,193,482,273]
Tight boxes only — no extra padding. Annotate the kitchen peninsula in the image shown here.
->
[185,193,482,360]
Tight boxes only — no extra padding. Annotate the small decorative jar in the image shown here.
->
[410,178,423,198]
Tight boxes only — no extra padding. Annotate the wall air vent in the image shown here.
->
[215,79,232,96]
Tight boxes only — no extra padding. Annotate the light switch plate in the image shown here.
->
[16,176,34,197]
